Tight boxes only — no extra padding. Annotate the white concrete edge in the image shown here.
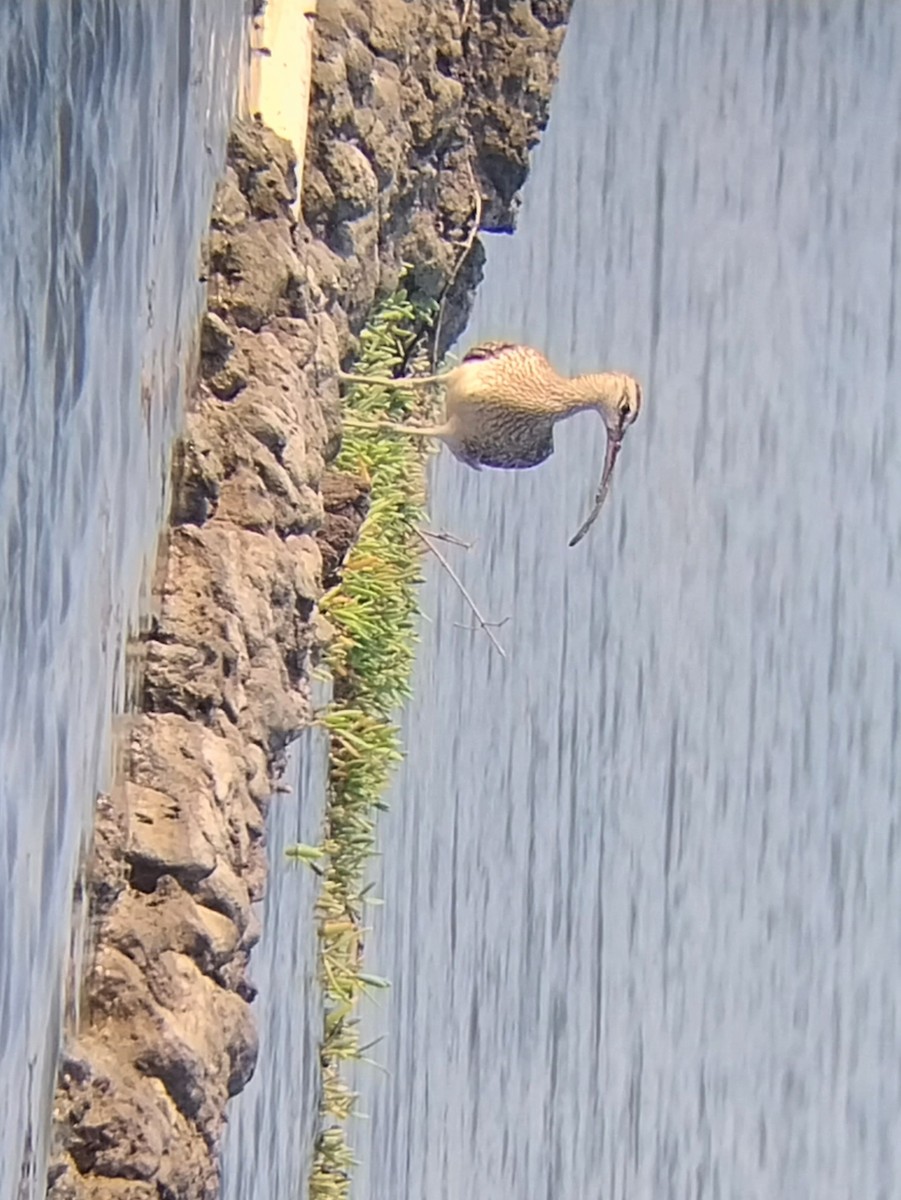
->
[244,1,318,215]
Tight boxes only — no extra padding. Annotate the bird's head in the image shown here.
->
[595,372,642,469]
[604,373,642,436]
[569,371,644,547]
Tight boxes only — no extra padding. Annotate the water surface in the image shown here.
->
[0,5,245,1194]
[220,726,327,1200]
[353,3,901,1197]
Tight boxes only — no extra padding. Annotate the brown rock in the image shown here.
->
[124,783,217,889]
[65,1081,167,1180]
[214,465,276,533]
[133,951,258,1114]
[192,861,253,934]
[344,37,375,96]
[209,221,299,330]
[368,0,412,60]
[103,880,241,977]
[317,469,371,588]
[322,141,379,221]
[300,164,335,225]
[210,168,250,230]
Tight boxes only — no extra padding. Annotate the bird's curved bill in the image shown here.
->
[568,430,623,547]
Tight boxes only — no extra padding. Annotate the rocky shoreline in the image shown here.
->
[48,4,573,1197]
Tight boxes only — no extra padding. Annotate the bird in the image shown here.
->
[337,341,643,546]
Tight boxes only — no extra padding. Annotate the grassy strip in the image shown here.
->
[292,284,437,1200]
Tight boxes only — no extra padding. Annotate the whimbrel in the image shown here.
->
[337,341,642,546]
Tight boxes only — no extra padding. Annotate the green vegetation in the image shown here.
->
[291,283,437,1200]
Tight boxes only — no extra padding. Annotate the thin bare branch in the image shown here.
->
[453,616,510,633]
[419,528,474,549]
[417,530,506,658]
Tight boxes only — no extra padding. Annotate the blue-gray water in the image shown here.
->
[350,2,901,1198]
[220,726,327,1200]
[0,5,245,1195]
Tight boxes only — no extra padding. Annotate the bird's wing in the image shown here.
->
[454,413,555,470]
[461,341,520,363]
[461,341,554,377]
[476,441,554,470]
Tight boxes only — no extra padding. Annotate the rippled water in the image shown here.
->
[0,5,245,1194]
[352,2,901,1197]
[220,726,327,1200]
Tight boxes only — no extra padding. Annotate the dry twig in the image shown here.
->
[416,530,506,658]
[453,616,510,633]
[419,528,474,549]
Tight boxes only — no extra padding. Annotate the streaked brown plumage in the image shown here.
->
[337,341,643,544]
